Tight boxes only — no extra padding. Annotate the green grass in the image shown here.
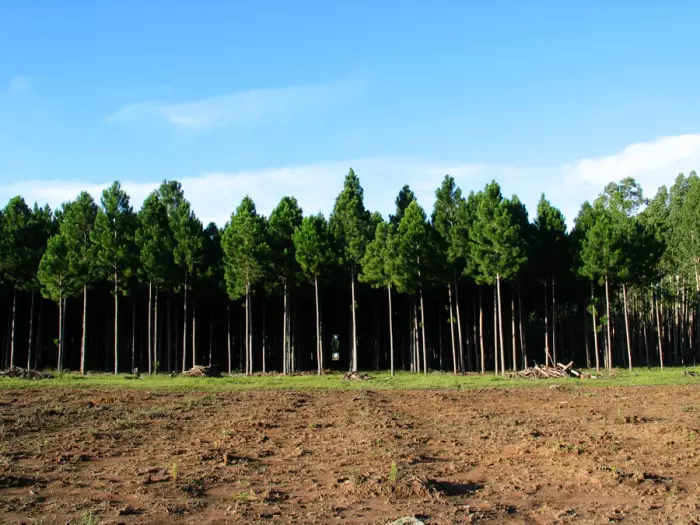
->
[0,366,698,391]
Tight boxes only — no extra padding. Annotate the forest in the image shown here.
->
[0,169,698,377]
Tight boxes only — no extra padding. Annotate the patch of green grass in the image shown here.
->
[1,367,698,392]
[141,407,169,419]
[79,511,99,525]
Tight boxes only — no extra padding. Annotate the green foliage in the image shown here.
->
[293,213,333,281]
[534,193,568,281]
[432,175,464,265]
[60,192,98,289]
[0,197,35,289]
[38,234,79,302]
[222,196,269,299]
[268,196,303,287]
[390,184,416,227]
[397,200,431,293]
[360,219,403,290]
[469,181,527,284]
[329,168,371,269]
[90,181,136,290]
[135,191,174,289]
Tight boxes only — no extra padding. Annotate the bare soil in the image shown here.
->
[1,385,700,524]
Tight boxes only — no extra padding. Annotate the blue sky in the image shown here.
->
[2,1,700,226]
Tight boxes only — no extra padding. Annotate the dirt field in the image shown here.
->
[1,385,700,524]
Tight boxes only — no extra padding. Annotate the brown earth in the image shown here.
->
[1,385,700,524]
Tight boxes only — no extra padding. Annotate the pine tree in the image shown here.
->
[222,196,269,375]
[469,182,527,374]
[269,197,303,374]
[0,197,35,368]
[60,192,98,374]
[360,219,403,375]
[397,200,432,373]
[135,191,174,374]
[25,204,53,370]
[38,234,79,370]
[90,182,136,374]
[432,175,466,373]
[390,185,416,227]
[329,168,371,372]
[534,194,568,366]
[294,213,334,375]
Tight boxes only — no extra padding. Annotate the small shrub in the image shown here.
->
[388,460,398,484]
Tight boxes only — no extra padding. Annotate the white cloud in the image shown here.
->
[106,81,352,131]
[8,75,28,93]
[2,134,698,229]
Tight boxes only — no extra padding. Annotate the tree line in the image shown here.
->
[0,170,698,375]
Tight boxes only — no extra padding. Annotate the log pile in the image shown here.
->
[183,365,222,378]
[515,362,597,379]
[343,372,373,381]
[0,367,53,380]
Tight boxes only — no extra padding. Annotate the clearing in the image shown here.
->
[1,380,700,523]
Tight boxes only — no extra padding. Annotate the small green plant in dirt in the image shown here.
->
[233,491,253,504]
[170,461,179,482]
[79,511,99,525]
[308,422,322,429]
[600,465,618,473]
[86,428,99,438]
[690,432,697,441]
[388,460,398,484]
[681,405,695,413]
[141,407,168,419]
[181,478,205,497]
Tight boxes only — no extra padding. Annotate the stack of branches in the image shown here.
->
[515,362,597,379]
[343,372,373,381]
[0,367,53,380]
[183,364,222,378]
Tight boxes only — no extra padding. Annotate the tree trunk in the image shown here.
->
[9,286,16,368]
[654,290,664,369]
[27,291,35,370]
[192,296,197,367]
[114,271,119,374]
[496,275,506,375]
[622,283,632,371]
[351,268,358,372]
[544,280,550,366]
[227,303,232,375]
[604,275,613,371]
[552,278,557,365]
[453,269,465,373]
[131,296,136,372]
[518,283,527,369]
[590,282,600,371]
[511,288,517,372]
[413,299,420,373]
[208,310,213,367]
[182,277,188,373]
[282,279,288,375]
[421,295,428,374]
[262,293,266,374]
[80,286,88,374]
[584,307,591,369]
[315,276,322,375]
[479,287,485,374]
[147,282,152,375]
[154,289,159,373]
[167,296,172,372]
[493,286,499,374]
[57,294,64,371]
[448,283,457,374]
[388,284,394,376]
[643,296,650,367]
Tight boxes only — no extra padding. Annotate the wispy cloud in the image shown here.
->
[106,81,354,131]
[8,75,28,93]
[2,134,698,229]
